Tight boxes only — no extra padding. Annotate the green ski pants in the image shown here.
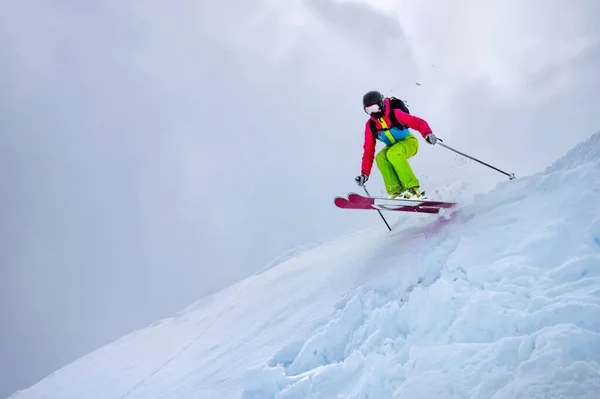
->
[375,134,420,195]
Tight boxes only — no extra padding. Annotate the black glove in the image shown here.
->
[355,174,368,186]
[425,133,437,145]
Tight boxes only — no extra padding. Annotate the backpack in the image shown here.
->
[369,96,410,139]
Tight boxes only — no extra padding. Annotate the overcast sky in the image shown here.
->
[1,0,600,396]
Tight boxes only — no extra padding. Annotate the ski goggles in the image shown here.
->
[364,103,382,114]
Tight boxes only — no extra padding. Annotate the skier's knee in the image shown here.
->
[375,150,388,164]
[388,149,408,160]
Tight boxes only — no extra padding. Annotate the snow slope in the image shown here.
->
[10,131,600,399]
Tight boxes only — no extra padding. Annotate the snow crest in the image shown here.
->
[9,132,600,399]
[544,130,600,173]
[242,132,600,399]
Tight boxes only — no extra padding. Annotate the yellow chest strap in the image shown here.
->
[378,118,397,145]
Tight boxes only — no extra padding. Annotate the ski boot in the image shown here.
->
[401,187,427,200]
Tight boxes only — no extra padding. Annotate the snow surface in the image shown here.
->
[10,131,600,399]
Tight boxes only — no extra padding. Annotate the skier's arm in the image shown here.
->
[361,124,376,176]
[393,109,433,139]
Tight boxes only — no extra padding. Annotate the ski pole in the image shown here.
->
[437,139,516,180]
[362,186,392,231]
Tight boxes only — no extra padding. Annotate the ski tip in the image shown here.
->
[333,197,349,207]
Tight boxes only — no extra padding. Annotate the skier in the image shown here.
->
[355,90,438,199]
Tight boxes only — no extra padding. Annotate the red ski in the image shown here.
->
[334,197,441,214]
[347,193,456,209]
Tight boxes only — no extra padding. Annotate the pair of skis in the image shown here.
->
[334,193,456,214]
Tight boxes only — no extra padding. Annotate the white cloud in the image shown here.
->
[1,0,600,397]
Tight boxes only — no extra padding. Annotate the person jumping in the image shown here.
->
[355,90,437,199]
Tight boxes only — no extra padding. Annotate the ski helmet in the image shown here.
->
[362,90,385,116]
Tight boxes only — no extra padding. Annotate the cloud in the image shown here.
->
[2,0,600,397]
[0,0,408,395]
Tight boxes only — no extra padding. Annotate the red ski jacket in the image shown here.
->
[361,98,433,176]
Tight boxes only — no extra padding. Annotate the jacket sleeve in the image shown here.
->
[393,109,433,138]
[361,123,377,176]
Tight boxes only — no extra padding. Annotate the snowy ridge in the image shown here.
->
[544,130,600,173]
[242,132,600,398]
[9,132,600,399]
